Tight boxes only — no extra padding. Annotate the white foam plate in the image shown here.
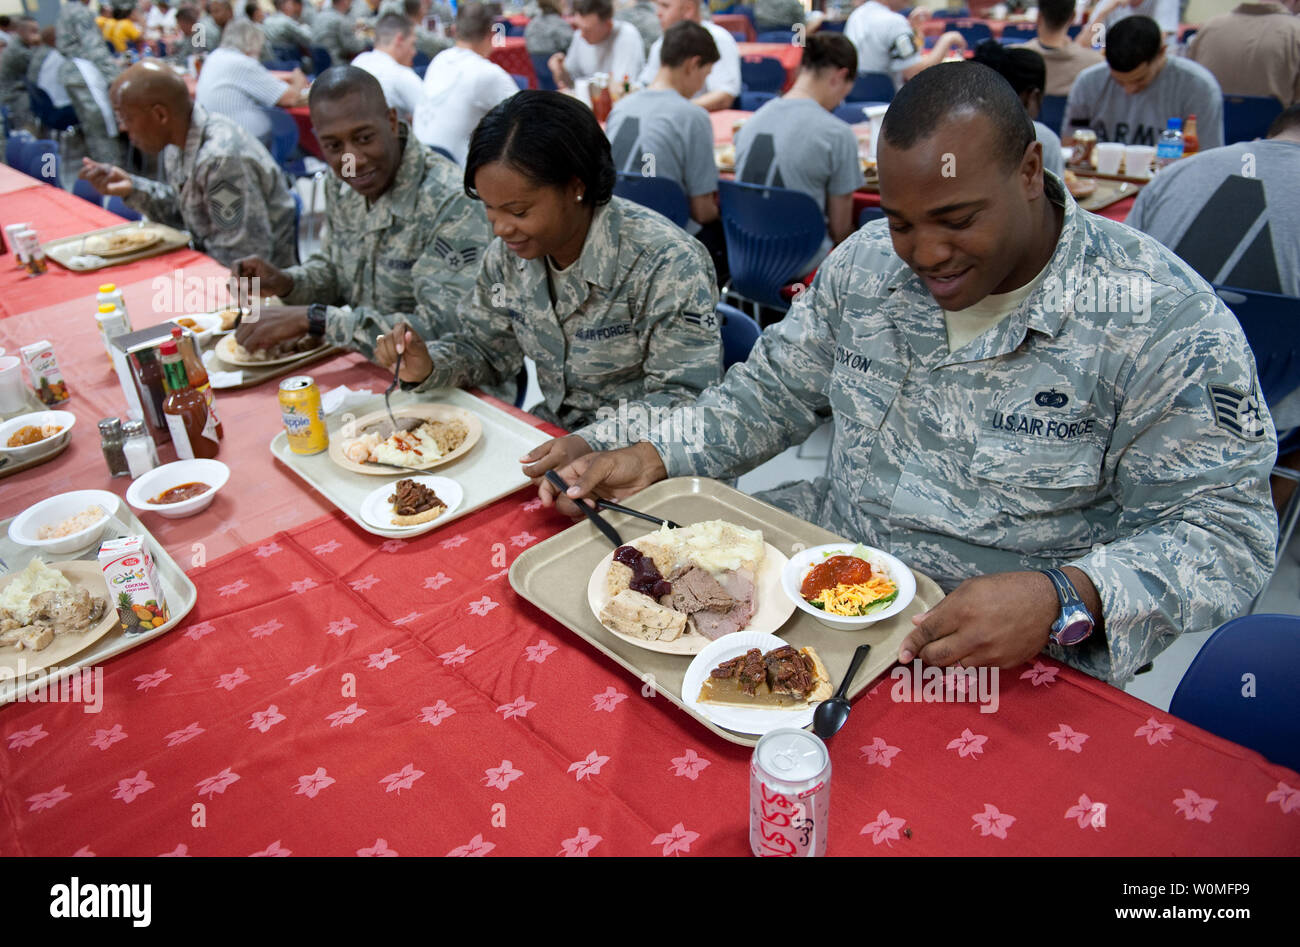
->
[358,476,462,532]
[682,631,816,736]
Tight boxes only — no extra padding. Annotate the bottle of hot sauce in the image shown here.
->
[1183,114,1199,157]
[160,339,219,459]
[169,326,224,440]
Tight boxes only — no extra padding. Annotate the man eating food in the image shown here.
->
[535,62,1279,686]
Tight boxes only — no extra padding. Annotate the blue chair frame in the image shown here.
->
[1223,95,1283,145]
[736,90,775,112]
[107,195,142,220]
[740,56,786,94]
[717,179,826,312]
[1039,94,1067,137]
[309,45,333,76]
[999,23,1037,44]
[72,177,104,206]
[613,172,691,230]
[849,71,895,104]
[530,53,557,91]
[717,302,761,369]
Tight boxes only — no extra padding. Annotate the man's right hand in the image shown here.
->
[538,441,670,518]
[235,306,311,351]
[79,158,132,197]
[230,255,294,301]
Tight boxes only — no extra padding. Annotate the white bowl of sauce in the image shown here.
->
[125,459,229,519]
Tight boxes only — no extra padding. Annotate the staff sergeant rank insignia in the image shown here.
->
[1208,383,1266,440]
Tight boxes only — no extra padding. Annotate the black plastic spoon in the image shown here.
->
[812,644,872,739]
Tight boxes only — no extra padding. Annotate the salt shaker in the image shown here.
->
[122,419,159,479]
[99,417,130,478]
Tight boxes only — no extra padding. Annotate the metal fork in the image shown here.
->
[384,348,402,434]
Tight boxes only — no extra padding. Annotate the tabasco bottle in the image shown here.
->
[159,339,219,459]
[169,326,224,440]
[1183,114,1199,156]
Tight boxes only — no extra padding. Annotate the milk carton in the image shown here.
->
[98,536,170,636]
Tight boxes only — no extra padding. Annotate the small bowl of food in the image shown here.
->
[0,411,76,463]
[7,489,120,556]
[170,312,221,343]
[781,543,916,630]
[126,459,229,518]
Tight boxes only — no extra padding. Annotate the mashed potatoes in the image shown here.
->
[0,560,72,625]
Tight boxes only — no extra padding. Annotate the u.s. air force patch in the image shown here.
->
[207,180,244,230]
[1208,383,1267,440]
[433,237,479,270]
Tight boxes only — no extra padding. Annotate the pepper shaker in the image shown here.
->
[99,417,130,478]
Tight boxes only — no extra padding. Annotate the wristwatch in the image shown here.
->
[306,303,327,339]
[1038,568,1095,646]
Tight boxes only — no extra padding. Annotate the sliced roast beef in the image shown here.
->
[661,566,735,614]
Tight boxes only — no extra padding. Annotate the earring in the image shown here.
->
[576,193,583,202]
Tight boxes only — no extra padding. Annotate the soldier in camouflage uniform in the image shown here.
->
[374,91,721,443]
[196,0,232,51]
[538,63,1279,686]
[79,63,298,269]
[378,0,451,62]
[311,0,367,65]
[262,0,313,54]
[525,0,574,61]
[616,0,660,56]
[232,67,490,365]
[57,0,124,165]
[0,18,39,133]
[164,7,200,66]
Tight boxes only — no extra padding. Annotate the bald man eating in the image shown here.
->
[79,60,298,269]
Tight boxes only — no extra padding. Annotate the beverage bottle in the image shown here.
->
[159,339,219,459]
[96,282,131,327]
[1155,118,1184,169]
[169,326,224,440]
[96,304,131,365]
[1183,114,1199,156]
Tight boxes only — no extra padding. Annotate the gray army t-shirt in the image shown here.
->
[606,88,718,199]
[734,97,865,214]
[1062,56,1224,149]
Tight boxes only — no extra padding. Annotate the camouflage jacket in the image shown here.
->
[263,12,313,52]
[124,105,298,269]
[413,196,722,444]
[56,2,120,80]
[524,14,574,60]
[310,8,367,64]
[0,42,32,108]
[643,175,1279,684]
[165,31,197,67]
[281,130,491,359]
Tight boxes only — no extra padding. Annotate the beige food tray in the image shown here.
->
[42,221,192,272]
[269,387,550,539]
[509,477,945,747]
[206,343,340,390]
[0,503,198,706]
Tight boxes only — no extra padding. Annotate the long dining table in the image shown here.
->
[1,161,1296,858]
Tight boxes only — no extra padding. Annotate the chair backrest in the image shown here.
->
[530,53,557,91]
[510,73,529,90]
[819,19,845,33]
[999,23,1036,43]
[72,177,104,207]
[613,172,691,229]
[412,50,431,72]
[953,21,994,46]
[26,80,77,132]
[107,195,143,221]
[932,7,971,18]
[6,130,33,168]
[310,45,333,76]
[740,56,786,94]
[754,30,794,43]
[833,101,886,124]
[1039,94,1066,136]
[850,71,895,104]
[1213,286,1300,412]
[1169,613,1300,772]
[717,179,826,310]
[1224,94,1283,145]
[858,205,884,229]
[736,90,776,112]
[272,44,302,63]
[264,58,301,71]
[717,302,761,369]
[264,107,300,167]
[24,138,59,185]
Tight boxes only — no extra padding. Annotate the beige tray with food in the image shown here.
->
[328,404,483,475]
[0,504,198,706]
[269,388,549,539]
[509,477,945,748]
[215,332,332,368]
[0,392,72,480]
[206,338,339,389]
[0,561,117,677]
[42,221,191,271]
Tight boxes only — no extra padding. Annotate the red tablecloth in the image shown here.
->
[489,36,536,89]
[736,42,802,92]
[714,13,756,43]
[2,497,1297,856]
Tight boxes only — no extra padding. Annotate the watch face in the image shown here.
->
[1056,616,1093,646]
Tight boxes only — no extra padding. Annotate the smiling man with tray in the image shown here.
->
[538,62,1279,688]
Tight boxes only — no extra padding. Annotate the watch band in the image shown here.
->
[306,303,327,339]
[1040,568,1082,608]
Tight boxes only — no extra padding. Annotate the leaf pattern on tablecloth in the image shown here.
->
[1135,717,1174,746]
[392,612,421,626]
[467,596,499,617]
[196,767,241,797]
[251,840,291,856]
[510,532,535,548]
[947,728,987,759]
[860,809,907,846]
[669,749,710,780]
[358,838,398,857]
[447,834,493,857]
[367,648,400,669]
[288,577,319,594]
[1048,724,1089,753]
[8,724,49,751]
[163,722,204,747]
[558,827,602,856]
[295,767,335,799]
[89,724,127,751]
[159,844,190,857]
[182,621,216,642]
[254,542,282,558]
[651,823,699,856]
[1065,794,1107,829]
[215,667,251,691]
[1020,661,1059,686]
[439,535,469,550]
[311,540,341,556]
[379,763,424,795]
[379,540,407,553]
[134,668,171,691]
[496,696,535,720]
[326,702,367,727]
[971,803,1016,839]
[591,686,627,712]
[325,617,356,637]
[524,639,557,663]
[349,574,380,592]
[860,737,901,768]
[483,760,523,791]
[1173,789,1217,823]
[27,785,72,812]
[423,573,451,591]
[1266,782,1300,814]
[73,846,95,857]
[418,701,456,726]
[249,619,282,639]
[567,750,609,781]
[286,664,321,685]
[217,579,249,597]
[112,770,154,804]
[440,645,475,666]
[249,705,286,733]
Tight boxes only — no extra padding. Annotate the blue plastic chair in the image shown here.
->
[613,172,690,230]
[1213,285,1300,566]
[264,106,300,165]
[731,4,758,35]
[1224,95,1283,145]
[272,43,302,63]
[740,56,786,94]
[931,7,970,18]
[833,101,886,124]
[24,138,59,185]
[264,58,301,71]
[819,19,845,33]
[717,179,826,311]
[510,73,529,90]
[754,30,793,43]
[953,20,993,47]
[107,195,143,221]
[858,205,884,229]
[850,71,895,104]
[736,90,775,112]
[26,81,78,134]
[1168,614,1300,771]
[530,53,557,92]
[999,23,1037,44]
[1039,94,1066,136]
[310,45,333,76]
[717,302,761,369]
[72,177,103,206]
[6,130,33,168]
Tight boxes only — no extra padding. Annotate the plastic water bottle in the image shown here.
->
[1155,118,1184,170]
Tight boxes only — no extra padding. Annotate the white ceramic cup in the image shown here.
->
[1095,142,1125,175]
[1124,144,1156,178]
[0,356,27,413]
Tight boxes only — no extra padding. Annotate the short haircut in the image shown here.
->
[537,0,564,14]
[1038,0,1076,32]
[0,16,10,29]
[800,32,857,76]
[375,12,412,44]
[456,1,495,42]
[244,2,260,18]
[573,0,612,19]
[971,40,1045,97]
[176,5,199,25]
[466,90,615,206]
[1104,15,1162,72]
[881,61,1035,173]
[308,64,391,113]
[660,21,718,68]
[402,0,421,15]
[219,18,264,55]
[1268,102,1300,138]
